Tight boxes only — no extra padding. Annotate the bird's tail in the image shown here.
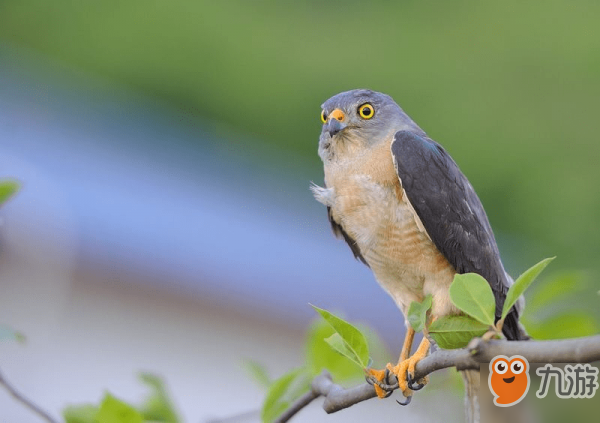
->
[461,369,480,423]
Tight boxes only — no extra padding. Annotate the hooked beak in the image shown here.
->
[326,109,347,137]
[326,119,346,137]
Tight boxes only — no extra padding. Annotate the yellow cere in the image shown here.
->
[358,103,374,119]
[329,109,345,122]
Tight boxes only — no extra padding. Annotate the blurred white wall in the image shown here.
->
[0,217,303,422]
[0,196,461,422]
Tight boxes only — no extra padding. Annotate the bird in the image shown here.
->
[311,89,527,417]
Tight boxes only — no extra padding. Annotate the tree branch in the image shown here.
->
[275,334,600,422]
[0,368,59,423]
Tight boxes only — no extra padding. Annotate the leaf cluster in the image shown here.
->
[63,373,180,423]
[426,258,554,348]
[260,258,556,421]
[257,307,388,422]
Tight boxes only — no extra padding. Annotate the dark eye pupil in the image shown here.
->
[362,107,371,116]
[498,363,505,371]
[514,364,521,371]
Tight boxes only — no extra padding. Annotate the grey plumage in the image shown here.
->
[391,130,523,340]
[317,88,524,339]
[314,89,527,422]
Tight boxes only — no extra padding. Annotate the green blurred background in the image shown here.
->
[2,0,599,271]
[0,1,599,421]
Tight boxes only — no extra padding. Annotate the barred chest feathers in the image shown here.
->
[312,140,459,321]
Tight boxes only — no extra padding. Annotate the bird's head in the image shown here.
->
[318,89,419,161]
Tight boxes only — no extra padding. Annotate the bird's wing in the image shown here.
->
[327,206,369,267]
[391,130,523,339]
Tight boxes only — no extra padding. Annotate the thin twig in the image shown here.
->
[273,384,321,423]
[275,334,600,422]
[0,368,59,423]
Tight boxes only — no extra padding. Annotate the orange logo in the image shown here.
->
[488,355,530,407]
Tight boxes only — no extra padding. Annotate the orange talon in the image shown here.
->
[365,325,432,401]
[365,368,390,398]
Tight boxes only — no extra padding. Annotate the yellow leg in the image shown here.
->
[387,336,430,397]
[365,327,416,398]
[366,323,432,400]
[406,337,431,381]
[399,327,415,362]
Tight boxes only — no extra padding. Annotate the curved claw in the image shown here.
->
[408,380,425,391]
[383,368,391,385]
[396,395,412,406]
[366,376,399,391]
[365,368,398,396]
[407,371,425,391]
[381,370,394,397]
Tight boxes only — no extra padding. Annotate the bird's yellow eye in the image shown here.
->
[320,109,327,123]
[358,103,374,119]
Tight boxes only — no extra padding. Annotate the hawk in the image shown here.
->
[311,89,526,412]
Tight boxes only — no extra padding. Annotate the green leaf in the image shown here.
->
[96,393,143,423]
[244,360,272,389]
[449,273,496,326]
[428,316,489,349]
[305,319,363,382]
[63,404,98,423]
[310,305,369,368]
[502,257,555,320]
[356,323,392,373]
[138,373,180,423]
[323,333,364,368]
[0,325,26,343]
[407,295,432,332]
[0,179,20,207]
[261,369,308,423]
[305,319,389,383]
